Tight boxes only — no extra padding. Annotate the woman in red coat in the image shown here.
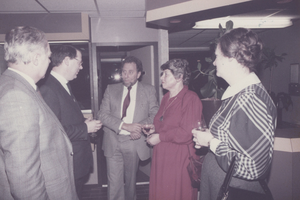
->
[143,59,203,200]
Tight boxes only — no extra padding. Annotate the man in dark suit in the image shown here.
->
[98,56,159,200]
[39,45,102,199]
[0,26,78,200]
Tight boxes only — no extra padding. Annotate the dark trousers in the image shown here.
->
[75,173,90,200]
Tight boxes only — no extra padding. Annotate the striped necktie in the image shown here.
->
[121,86,132,120]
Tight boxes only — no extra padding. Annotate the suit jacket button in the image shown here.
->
[70,152,74,156]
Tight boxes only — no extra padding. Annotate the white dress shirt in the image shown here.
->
[119,82,138,135]
[50,71,71,95]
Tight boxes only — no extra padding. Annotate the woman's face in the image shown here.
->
[213,45,231,79]
[160,69,178,91]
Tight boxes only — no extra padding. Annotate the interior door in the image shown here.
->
[128,45,155,86]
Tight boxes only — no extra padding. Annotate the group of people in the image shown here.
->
[0,25,276,200]
[0,26,102,200]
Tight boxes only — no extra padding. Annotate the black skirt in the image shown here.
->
[199,151,264,200]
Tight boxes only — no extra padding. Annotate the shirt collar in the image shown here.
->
[221,72,261,100]
[51,71,68,85]
[8,68,37,90]
[123,81,138,91]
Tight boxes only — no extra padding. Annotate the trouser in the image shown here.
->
[75,173,90,200]
[106,137,139,200]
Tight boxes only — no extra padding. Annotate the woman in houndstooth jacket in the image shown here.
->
[192,28,277,200]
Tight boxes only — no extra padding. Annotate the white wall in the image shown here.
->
[259,20,300,94]
[129,45,155,86]
[91,17,162,44]
[90,17,169,100]
[259,21,300,124]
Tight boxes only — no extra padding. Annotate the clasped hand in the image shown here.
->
[192,128,214,149]
[141,124,160,146]
[122,123,142,140]
[85,117,102,133]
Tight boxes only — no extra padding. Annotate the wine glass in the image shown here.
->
[143,124,152,135]
[196,115,207,131]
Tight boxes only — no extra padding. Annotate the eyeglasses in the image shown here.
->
[74,58,83,65]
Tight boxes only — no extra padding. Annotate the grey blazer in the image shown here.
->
[98,82,159,161]
[0,70,78,200]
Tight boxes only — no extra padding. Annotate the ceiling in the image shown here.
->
[1,0,300,54]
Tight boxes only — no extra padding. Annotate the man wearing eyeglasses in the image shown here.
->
[39,45,102,199]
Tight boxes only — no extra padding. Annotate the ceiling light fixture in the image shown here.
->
[193,16,293,29]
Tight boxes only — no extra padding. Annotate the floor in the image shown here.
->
[82,168,150,200]
[81,183,149,200]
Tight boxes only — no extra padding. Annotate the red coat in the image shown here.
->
[149,86,203,200]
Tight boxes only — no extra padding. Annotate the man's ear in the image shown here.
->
[32,53,40,66]
[137,71,141,79]
[63,57,70,66]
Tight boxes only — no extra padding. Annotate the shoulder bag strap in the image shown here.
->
[217,156,236,200]
[259,179,274,200]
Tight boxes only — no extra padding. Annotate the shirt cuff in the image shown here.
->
[210,138,221,153]
[119,122,124,130]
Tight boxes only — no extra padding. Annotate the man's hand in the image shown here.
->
[130,131,141,140]
[121,123,142,133]
[85,117,102,133]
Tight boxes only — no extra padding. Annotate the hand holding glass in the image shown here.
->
[196,115,207,131]
[193,115,207,148]
[142,124,155,135]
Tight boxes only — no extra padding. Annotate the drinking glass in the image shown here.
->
[143,124,152,135]
[196,115,207,131]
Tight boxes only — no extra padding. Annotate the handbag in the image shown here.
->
[217,156,274,200]
[187,145,205,188]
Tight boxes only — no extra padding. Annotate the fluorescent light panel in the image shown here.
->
[193,16,293,29]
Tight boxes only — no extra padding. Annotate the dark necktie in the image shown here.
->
[67,83,76,102]
[121,86,132,120]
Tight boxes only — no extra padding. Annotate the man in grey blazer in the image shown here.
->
[39,45,102,199]
[98,56,159,200]
[0,26,78,200]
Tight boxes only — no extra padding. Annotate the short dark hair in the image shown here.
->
[218,28,263,72]
[4,26,48,64]
[121,56,143,73]
[161,59,190,85]
[50,45,79,67]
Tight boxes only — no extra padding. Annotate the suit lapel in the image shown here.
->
[5,70,67,135]
[49,75,82,112]
[115,83,124,118]
[133,82,144,122]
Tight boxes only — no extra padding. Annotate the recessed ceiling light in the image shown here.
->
[193,16,293,29]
